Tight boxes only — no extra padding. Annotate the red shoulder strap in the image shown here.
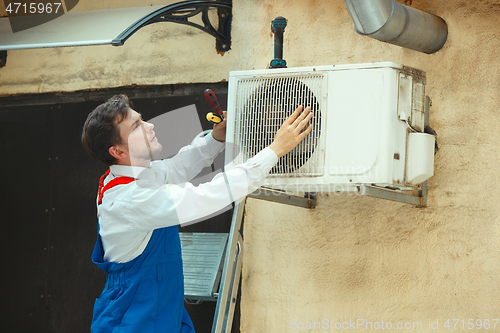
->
[98,169,135,205]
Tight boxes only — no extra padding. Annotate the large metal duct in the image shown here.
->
[343,0,448,54]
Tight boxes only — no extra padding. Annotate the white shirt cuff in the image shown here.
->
[206,130,225,154]
[249,147,279,170]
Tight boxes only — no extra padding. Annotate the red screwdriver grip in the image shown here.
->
[204,89,223,116]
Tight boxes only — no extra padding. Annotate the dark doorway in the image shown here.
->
[0,83,240,333]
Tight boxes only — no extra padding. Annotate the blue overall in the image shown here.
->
[91,176,195,333]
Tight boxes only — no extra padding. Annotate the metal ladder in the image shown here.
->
[179,199,245,333]
[180,190,316,332]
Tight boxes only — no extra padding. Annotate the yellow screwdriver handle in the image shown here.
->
[206,112,223,124]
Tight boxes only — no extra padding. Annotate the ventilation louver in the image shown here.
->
[232,75,324,177]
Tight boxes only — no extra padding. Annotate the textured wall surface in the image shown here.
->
[1,0,500,332]
[240,0,500,332]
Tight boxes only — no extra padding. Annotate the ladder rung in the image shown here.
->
[180,232,228,301]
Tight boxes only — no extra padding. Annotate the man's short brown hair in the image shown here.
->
[81,94,132,166]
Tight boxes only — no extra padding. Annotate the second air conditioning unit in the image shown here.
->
[224,62,435,193]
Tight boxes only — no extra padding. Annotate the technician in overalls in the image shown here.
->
[81,94,312,333]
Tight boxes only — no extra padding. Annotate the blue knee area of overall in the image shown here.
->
[91,225,195,333]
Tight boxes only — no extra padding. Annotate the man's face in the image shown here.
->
[117,108,163,166]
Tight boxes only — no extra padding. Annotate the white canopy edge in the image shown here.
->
[0,5,164,51]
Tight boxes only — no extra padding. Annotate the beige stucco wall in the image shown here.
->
[241,1,500,332]
[2,0,500,332]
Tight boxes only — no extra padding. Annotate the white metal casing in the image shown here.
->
[407,132,435,184]
[224,62,434,192]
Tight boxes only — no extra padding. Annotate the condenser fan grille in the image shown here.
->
[233,75,324,177]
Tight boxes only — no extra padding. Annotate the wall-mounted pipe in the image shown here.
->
[343,0,447,54]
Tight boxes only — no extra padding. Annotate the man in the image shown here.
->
[81,94,312,332]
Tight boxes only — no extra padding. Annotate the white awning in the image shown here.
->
[0,5,165,50]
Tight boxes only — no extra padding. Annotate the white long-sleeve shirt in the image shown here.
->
[98,131,279,263]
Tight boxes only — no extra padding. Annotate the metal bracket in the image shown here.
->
[112,0,232,52]
[362,182,427,207]
[248,188,316,209]
[362,96,433,207]
[0,51,6,68]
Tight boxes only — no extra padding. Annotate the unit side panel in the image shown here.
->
[393,72,411,186]
[376,68,401,185]
[326,68,396,184]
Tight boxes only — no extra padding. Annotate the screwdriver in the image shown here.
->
[205,89,224,124]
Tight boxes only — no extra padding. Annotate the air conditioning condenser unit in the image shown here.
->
[224,62,435,195]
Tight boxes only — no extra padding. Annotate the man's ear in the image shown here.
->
[109,145,128,160]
